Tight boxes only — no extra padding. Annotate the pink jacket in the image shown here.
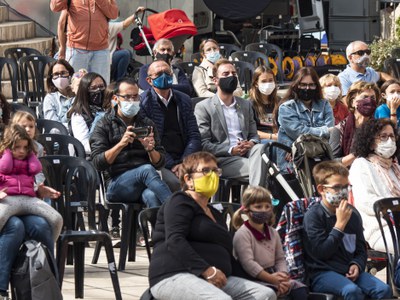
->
[0,149,42,197]
[50,0,118,51]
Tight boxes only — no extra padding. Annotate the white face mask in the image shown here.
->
[258,82,276,96]
[386,93,400,102]
[375,138,397,159]
[323,86,341,102]
[52,77,70,91]
[205,51,221,64]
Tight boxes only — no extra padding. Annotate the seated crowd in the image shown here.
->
[1,37,400,300]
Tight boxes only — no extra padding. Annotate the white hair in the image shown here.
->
[152,38,174,53]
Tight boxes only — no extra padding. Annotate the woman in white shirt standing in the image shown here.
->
[349,118,400,253]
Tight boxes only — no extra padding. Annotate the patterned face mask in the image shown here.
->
[325,188,349,207]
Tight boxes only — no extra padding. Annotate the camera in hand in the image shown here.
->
[130,126,151,138]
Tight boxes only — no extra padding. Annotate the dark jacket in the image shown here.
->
[138,64,193,96]
[139,88,201,169]
[303,202,367,278]
[90,108,165,179]
[149,191,233,287]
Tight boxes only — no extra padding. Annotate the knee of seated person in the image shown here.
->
[140,164,160,177]
[372,283,392,299]
[3,217,25,237]
[341,283,362,297]
[142,189,161,208]
[26,217,52,237]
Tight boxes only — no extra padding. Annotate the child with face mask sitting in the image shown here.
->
[349,118,400,253]
[232,186,308,299]
[375,79,400,130]
[303,161,392,300]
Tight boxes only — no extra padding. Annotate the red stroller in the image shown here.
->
[130,8,197,58]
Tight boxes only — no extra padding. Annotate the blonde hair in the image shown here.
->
[232,186,274,229]
[11,111,38,140]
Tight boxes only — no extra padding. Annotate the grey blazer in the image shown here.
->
[194,95,260,157]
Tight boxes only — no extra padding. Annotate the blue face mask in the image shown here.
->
[119,101,140,118]
[152,72,173,90]
[206,51,221,64]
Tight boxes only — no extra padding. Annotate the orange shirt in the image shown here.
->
[51,0,118,51]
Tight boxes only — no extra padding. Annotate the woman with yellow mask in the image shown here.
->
[148,151,277,300]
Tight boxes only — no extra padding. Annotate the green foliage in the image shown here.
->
[370,38,400,71]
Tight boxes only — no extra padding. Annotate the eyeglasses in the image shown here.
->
[117,94,140,102]
[350,49,371,56]
[298,83,317,90]
[322,184,352,192]
[52,71,69,79]
[376,133,396,142]
[193,167,222,177]
[88,85,105,92]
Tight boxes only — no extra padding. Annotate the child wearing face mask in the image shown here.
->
[303,161,392,300]
[248,66,280,142]
[375,79,400,129]
[320,74,349,125]
[232,186,308,299]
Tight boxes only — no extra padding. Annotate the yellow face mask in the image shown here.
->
[193,171,220,199]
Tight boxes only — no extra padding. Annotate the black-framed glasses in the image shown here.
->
[52,71,70,79]
[376,134,396,142]
[117,94,140,102]
[322,184,352,192]
[193,167,222,177]
[298,82,317,90]
[88,85,106,92]
[350,49,371,56]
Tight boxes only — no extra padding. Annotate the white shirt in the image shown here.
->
[219,97,243,151]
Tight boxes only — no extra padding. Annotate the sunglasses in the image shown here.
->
[350,49,371,56]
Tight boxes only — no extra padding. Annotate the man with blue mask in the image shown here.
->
[194,59,268,188]
[339,40,393,96]
[90,77,172,235]
[138,38,193,96]
[140,61,201,192]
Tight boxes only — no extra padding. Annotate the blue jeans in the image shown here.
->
[0,216,54,291]
[107,164,172,208]
[111,49,131,81]
[66,47,110,84]
[311,271,392,300]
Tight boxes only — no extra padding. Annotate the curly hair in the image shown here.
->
[353,118,399,158]
[0,124,36,155]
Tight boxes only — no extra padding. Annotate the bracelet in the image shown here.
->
[206,266,217,280]
[390,113,397,117]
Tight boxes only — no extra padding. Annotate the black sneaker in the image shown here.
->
[110,226,120,239]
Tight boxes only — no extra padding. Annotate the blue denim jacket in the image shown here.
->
[277,98,334,171]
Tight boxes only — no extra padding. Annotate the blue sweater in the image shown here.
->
[303,202,367,278]
[139,88,201,169]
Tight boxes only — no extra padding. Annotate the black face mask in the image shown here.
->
[89,90,103,106]
[155,52,173,64]
[297,89,317,101]
[219,76,238,94]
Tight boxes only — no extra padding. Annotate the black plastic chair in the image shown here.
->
[10,102,37,119]
[36,118,69,135]
[191,96,208,110]
[191,52,202,64]
[219,43,241,58]
[138,207,160,262]
[374,197,400,292]
[231,50,269,68]
[0,57,19,102]
[39,156,122,300]
[18,55,55,108]
[92,172,143,271]
[4,47,42,93]
[245,43,285,83]
[176,61,199,80]
[232,61,255,93]
[213,178,248,205]
[37,134,86,158]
